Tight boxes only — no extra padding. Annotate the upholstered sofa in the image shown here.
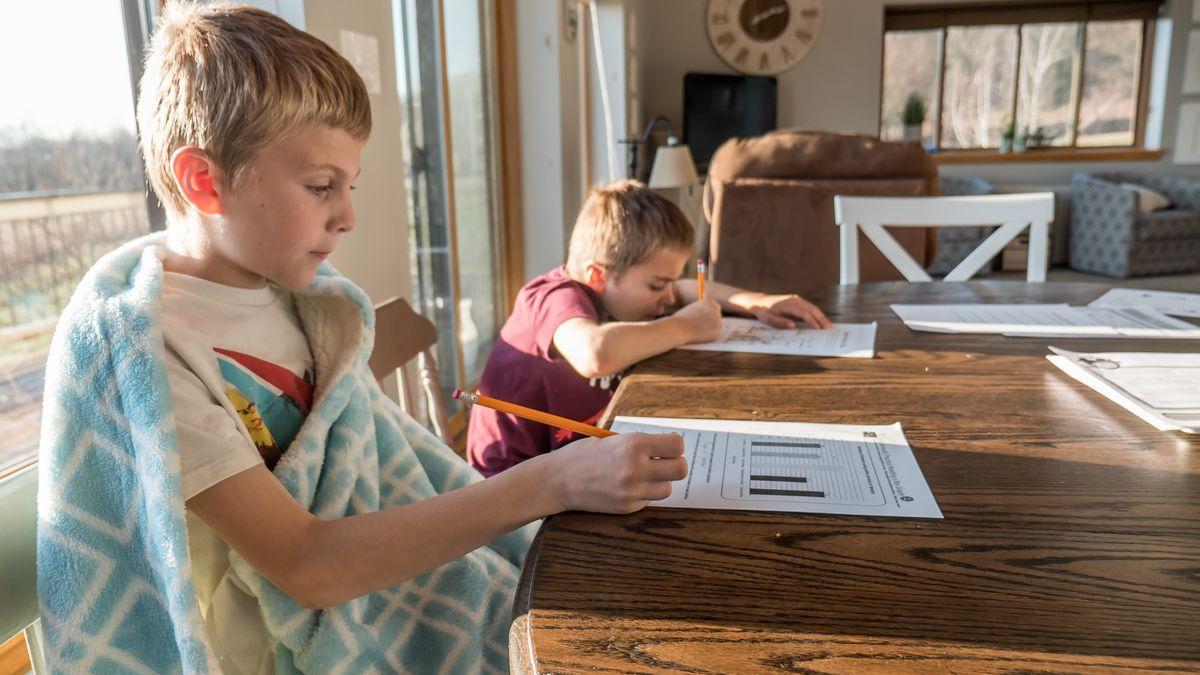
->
[701,131,938,293]
[1069,172,1200,277]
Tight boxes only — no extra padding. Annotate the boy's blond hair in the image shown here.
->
[137,2,372,217]
[566,180,694,278]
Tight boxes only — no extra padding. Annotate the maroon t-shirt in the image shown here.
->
[466,267,621,476]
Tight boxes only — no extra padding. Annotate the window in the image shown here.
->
[881,1,1159,153]
[394,0,507,435]
[0,1,153,474]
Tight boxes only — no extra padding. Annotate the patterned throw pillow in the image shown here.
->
[1120,182,1172,214]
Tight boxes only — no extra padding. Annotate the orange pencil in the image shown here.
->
[453,389,616,438]
[696,258,706,300]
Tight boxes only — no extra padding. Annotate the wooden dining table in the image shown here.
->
[510,281,1200,674]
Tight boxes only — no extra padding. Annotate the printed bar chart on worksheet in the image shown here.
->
[741,435,873,502]
[611,417,942,518]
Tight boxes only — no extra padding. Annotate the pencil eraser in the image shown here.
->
[452,389,462,400]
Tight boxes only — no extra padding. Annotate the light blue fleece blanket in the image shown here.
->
[37,233,533,673]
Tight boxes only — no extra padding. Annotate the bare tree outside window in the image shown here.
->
[1018,23,1081,147]
[881,11,1151,154]
[1078,21,1142,147]
[941,26,1017,149]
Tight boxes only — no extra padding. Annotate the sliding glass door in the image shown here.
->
[394,0,506,434]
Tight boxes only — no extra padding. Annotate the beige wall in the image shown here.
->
[303,0,413,304]
[517,0,579,280]
[637,0,1199,187]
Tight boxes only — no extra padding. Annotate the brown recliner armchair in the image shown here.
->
[702,131,939,294]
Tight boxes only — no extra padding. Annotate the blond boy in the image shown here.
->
[468,180,830,476]
[38,5,684,673]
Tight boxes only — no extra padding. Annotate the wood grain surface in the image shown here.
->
[512,282,1200,674]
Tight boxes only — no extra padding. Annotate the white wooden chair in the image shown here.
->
[368,297,452,445]
[833,193,1055,284]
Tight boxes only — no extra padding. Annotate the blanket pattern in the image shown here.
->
[37,234,532,673]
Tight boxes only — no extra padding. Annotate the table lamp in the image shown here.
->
[648,136,702,246]
[648,137,700,190]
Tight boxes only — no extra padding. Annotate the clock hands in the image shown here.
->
[750,6,788,28]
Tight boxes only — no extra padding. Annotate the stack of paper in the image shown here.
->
[680,318,877,358]
[1087,288,1200,319]
[1047,347,1200,433]
[890,303,1200,339]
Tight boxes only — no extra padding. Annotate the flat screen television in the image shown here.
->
[683,73,777,175]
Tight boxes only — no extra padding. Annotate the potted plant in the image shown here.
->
[901,93,926,142]
[1000,118,1015,153]
[1024,126,1049,150]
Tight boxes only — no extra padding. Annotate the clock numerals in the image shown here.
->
[715,31,736,48]
[794,29,813,44]
[801,8,819,18]
[759,52,769,72]
[781,44,794,63]
[711,12,729,26]
[734,47,749,66]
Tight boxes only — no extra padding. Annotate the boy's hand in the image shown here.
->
[550,432,688,514]
[748,293,832,330]
[673,298,722,343]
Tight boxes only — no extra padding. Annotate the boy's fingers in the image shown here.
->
[632,432,685,458]
[643,482,673,502]
[646,456,688,482]
[800,311,826,329]
[758,310,795,329]
[787,303,830,329]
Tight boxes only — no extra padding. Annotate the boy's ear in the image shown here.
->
[170,146,223,216]
[580,261,608,293]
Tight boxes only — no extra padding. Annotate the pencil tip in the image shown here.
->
[452,389,462,400]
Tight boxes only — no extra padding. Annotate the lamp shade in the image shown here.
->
[648,144,700,189]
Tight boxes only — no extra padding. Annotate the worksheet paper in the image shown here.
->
[1047,347,1200,433]
[890,303,1200,339]
[1087,288,1200,319]
[610,416,942,519]
[679,318,877,358]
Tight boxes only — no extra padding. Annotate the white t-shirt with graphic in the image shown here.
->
[161,272,315,675]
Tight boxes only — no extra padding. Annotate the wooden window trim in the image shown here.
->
[494,0,524,312]
[886,1,1162,31]
[0,456,36,482]
[0,633,31,675]
[934,147,1164,163]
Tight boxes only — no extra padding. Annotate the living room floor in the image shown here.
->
[988,268,1200,292]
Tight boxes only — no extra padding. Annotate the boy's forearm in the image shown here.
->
[674,279,762,316]
[300,455,561,607]
[588,316,695,375]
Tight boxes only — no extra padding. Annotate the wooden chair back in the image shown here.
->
[369,297,451,444]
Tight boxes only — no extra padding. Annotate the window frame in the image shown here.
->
[879,1,1161,157]
[121,0,167,231]
[393,0,512,441]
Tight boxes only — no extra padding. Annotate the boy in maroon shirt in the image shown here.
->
[467,181,831,476]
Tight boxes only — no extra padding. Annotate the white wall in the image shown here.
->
[586,0,632,186]
[517,0,641,282]
[517,0,573,281]
[635,0,1200,187]
[303,0,413,304]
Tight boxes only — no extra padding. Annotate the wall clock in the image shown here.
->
[706,0,823,76]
